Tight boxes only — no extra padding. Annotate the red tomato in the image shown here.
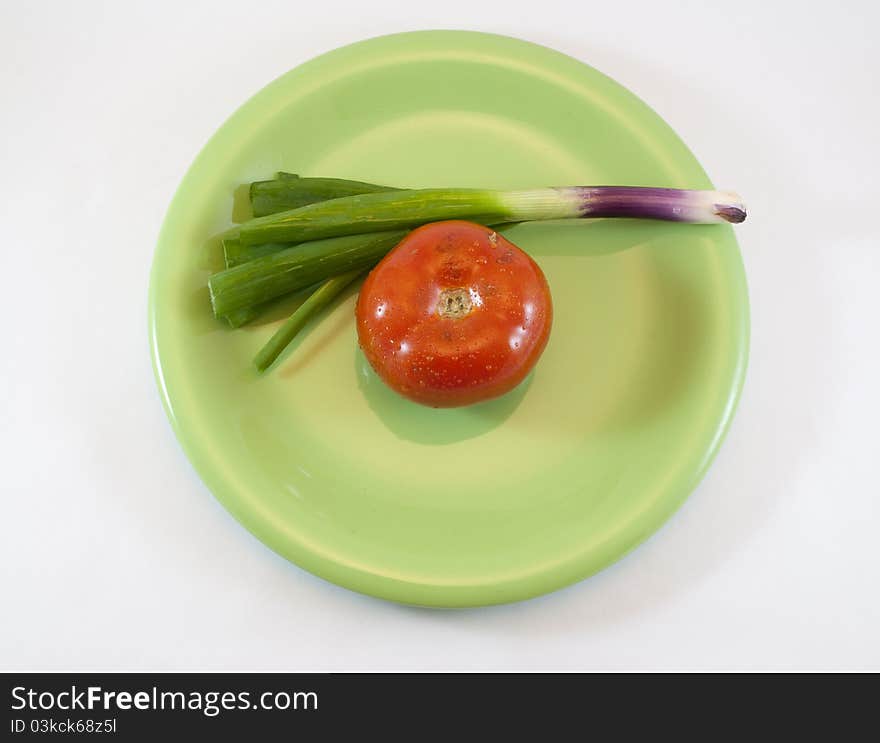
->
[356,220,553,407]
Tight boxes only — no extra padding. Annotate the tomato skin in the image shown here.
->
[356,220,553,407]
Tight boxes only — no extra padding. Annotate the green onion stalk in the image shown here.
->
[238,186,746,246]
[209,230,407,319]
[252,269,364,373]
[249,173,400,217]
[222,236,290,269]
[219,236,295,327]
[219,175,401,326]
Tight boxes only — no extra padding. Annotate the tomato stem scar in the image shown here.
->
[437,288,473,319]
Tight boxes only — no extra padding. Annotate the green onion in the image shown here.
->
[223,282,324,328]
[253,269,364,372]
[219,237,299,327]
[222,236,291,268]
[249,174,400,217]
[220,177,400,325]
[208,230,406,318]
[224,306,263,328]
[238,186,746,246]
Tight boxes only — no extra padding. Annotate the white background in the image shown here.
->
[2,0,878,671]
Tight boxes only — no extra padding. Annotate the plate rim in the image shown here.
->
[148,29,750,607]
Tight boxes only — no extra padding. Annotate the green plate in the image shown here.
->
[149,31,749,607]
